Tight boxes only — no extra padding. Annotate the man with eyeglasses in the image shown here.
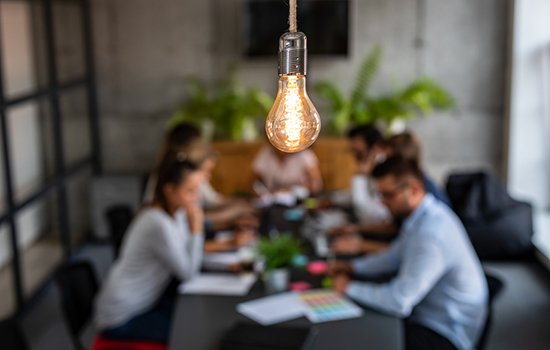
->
[328,155,488,350]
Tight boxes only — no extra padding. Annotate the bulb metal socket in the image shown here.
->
[278,31,307,76]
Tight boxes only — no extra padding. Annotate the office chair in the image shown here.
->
[55,260,167,350]
[56,261,99,350]
[476,273,505,350]
[0,318,29,350]
[105,205,134,259]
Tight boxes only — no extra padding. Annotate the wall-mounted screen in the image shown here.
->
[243,0,349,57]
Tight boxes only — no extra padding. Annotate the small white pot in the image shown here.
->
[263,268,290,294]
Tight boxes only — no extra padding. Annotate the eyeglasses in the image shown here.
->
[377,182,410,201]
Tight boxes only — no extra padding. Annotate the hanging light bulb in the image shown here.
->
[265,31,321,153]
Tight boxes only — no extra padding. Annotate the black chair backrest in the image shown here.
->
[55,261,99,341]
[0,319,29,350]
[105,205,134,259]
[477,273,504,350]
[486,274,504,301]
[446,172,516,221]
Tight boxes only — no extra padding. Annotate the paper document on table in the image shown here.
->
[202,252,241,270]
[178,273,257,296]
[250,181,298,208]
[213,230,234,242]
[237,292,305,326]
[316,209,348,228]
[273,192,297,207]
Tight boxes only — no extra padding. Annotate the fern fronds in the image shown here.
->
[351,44,382,105]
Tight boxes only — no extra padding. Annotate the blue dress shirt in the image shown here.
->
[346,193,488,350]
[423,172,453,208]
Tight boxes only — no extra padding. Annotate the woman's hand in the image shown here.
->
[234,229,257,247]
[357,150,378,176]
[327,224,358,237]
[326,260,353,276]
[331,236,364,255]
[234,213,260,230]
[186,204,204,235]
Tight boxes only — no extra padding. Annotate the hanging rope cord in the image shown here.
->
[289,0,297,33]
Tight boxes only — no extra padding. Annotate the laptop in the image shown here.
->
[219,322,319,350]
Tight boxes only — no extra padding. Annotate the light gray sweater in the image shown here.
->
[94,207,204,330]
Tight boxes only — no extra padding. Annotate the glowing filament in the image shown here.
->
[282,76,303,147]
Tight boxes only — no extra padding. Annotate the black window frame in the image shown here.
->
[0,0,101,315]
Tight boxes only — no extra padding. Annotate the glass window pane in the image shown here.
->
[0,223,16,318]
[67,167,92,248]
[53,0,86,83]
[17,190,63,297]
[0,1,49,99]
[0,122,7,217]
[60,87,92,168]
[6,99,56,204]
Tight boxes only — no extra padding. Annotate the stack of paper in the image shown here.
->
[178,273,257,296]
[237,289,364,325]
[237,292,305,326]
[202,252,241,270]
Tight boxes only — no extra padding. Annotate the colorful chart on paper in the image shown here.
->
[297,289,364,323]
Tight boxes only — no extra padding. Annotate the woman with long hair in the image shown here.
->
[94,150,204,343]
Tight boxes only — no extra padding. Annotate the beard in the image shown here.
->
[390,201,412,220]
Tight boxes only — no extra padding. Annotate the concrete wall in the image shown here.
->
[92,0,215,172]
[92,0,508,185]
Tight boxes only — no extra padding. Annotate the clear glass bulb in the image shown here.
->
[266,75,321,153]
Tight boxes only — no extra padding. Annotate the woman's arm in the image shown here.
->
[151,208,204,281]
[331,236,390,255]
[328,221,398,238]
[357,221,399,237]
[250,172,269,197]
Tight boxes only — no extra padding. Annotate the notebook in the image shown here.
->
[236,292,305,326]
[219,322,318,350]
[178,273,257,296]
[237,290,364,325]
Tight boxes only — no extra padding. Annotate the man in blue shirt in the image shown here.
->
[329,155,488,350]
[382,132,452,208]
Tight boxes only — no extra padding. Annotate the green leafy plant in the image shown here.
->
[315,44,455,134]
[257,234,303,272]
[168,66,273,141]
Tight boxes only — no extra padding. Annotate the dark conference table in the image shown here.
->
[170,205,403,349]
[169,279,403,350]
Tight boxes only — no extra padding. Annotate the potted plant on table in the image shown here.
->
[257,234,304,294]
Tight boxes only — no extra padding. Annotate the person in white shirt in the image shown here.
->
[94,150,205,344]
[327,125,391,242]
[196,146,256,218]
[251,145,323,195]
[193,145,258,252]
[143,122,200,204]
[346,124,390,223]
[330,131,453,255]
[145,131,258,243]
